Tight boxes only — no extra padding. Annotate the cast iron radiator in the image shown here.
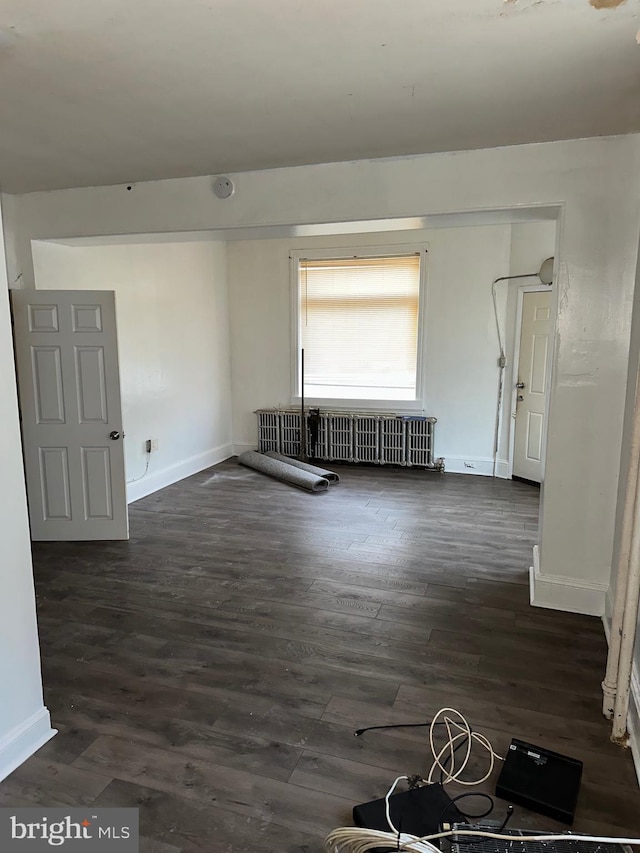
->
[255,409,445,470]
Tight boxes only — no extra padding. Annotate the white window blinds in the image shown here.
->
[298,253,421,400]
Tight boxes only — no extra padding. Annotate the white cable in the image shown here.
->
[384,776,408,836]
[325,826,640,853]
[432,829,640,844]
[126,451,150,484]
[491,278,505,362]
[426,707,503,785]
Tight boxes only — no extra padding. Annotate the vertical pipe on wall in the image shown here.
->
[300,348,307,461]
[602,368,640,718]
[612,490,640,743]
[492,366,504,478]
[609,362,640,742]
[490,276,508,479]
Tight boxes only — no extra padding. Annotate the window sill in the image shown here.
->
[290,397,425,414]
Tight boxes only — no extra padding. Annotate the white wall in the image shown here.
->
[0,202,55,781]
[228,224,512,473]
[4,135,640,615]
[509,221,557,279]
[31,239,233,501]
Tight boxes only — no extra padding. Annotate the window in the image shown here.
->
[296,250,423,401]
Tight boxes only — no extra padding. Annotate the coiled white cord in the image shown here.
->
[327,827,440,853]
[382,709,501,838]
[426,707,502,785]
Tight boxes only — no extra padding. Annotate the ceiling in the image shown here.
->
[0,0,639,194]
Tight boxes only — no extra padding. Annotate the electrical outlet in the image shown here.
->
[146,439,159,453]
[464,461,475,469]
[150,438,159,452]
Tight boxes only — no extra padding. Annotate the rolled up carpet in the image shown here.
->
[238,450,329,493]
[265,451,340,484]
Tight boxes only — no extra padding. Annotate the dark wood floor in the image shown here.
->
[1,459,639,851]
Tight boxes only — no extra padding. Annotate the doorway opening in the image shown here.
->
[13,208,560,551]
[509,285,553,485]
[492,220,558,485]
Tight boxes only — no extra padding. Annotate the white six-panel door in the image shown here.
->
[12,290,128,541]
[513,289,552,483]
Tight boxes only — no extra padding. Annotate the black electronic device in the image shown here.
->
[495,739,583,825]
[353,782,466,852]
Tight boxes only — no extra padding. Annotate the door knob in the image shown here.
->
[516,382,525,389]
[109,430,121,440]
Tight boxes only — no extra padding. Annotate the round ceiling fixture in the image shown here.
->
[213,176,234,199]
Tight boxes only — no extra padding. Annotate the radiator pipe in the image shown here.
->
[612,480,640,743]
[300,348,307,461]
[609,359,640,742]
[602,365,640,719]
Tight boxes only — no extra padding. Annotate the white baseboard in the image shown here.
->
[127,443,234,503]
[441,456,495,477]
[495,458,510,479]
[0,707,56,783]
[529,545,607,616]
[233,443,257,456]
[233,447,503,477]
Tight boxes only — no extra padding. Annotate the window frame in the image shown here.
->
[290,244,428,411]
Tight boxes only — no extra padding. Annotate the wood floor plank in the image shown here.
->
[377,599,517,631]
[0,757,112,807]
[139,836,183,853]
[40,593,430,649]
[73,735,353,838]
[95,778,320,853]
[43,636,400,716]
[44,688,303,782]
[428,624,606,661]
[212,703,436,777]
[289,750,403,803]
[39,606,441,671]
[33,723,101,765]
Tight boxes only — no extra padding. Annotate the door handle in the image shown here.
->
[516,382,525,389]
[109,430,121,440]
